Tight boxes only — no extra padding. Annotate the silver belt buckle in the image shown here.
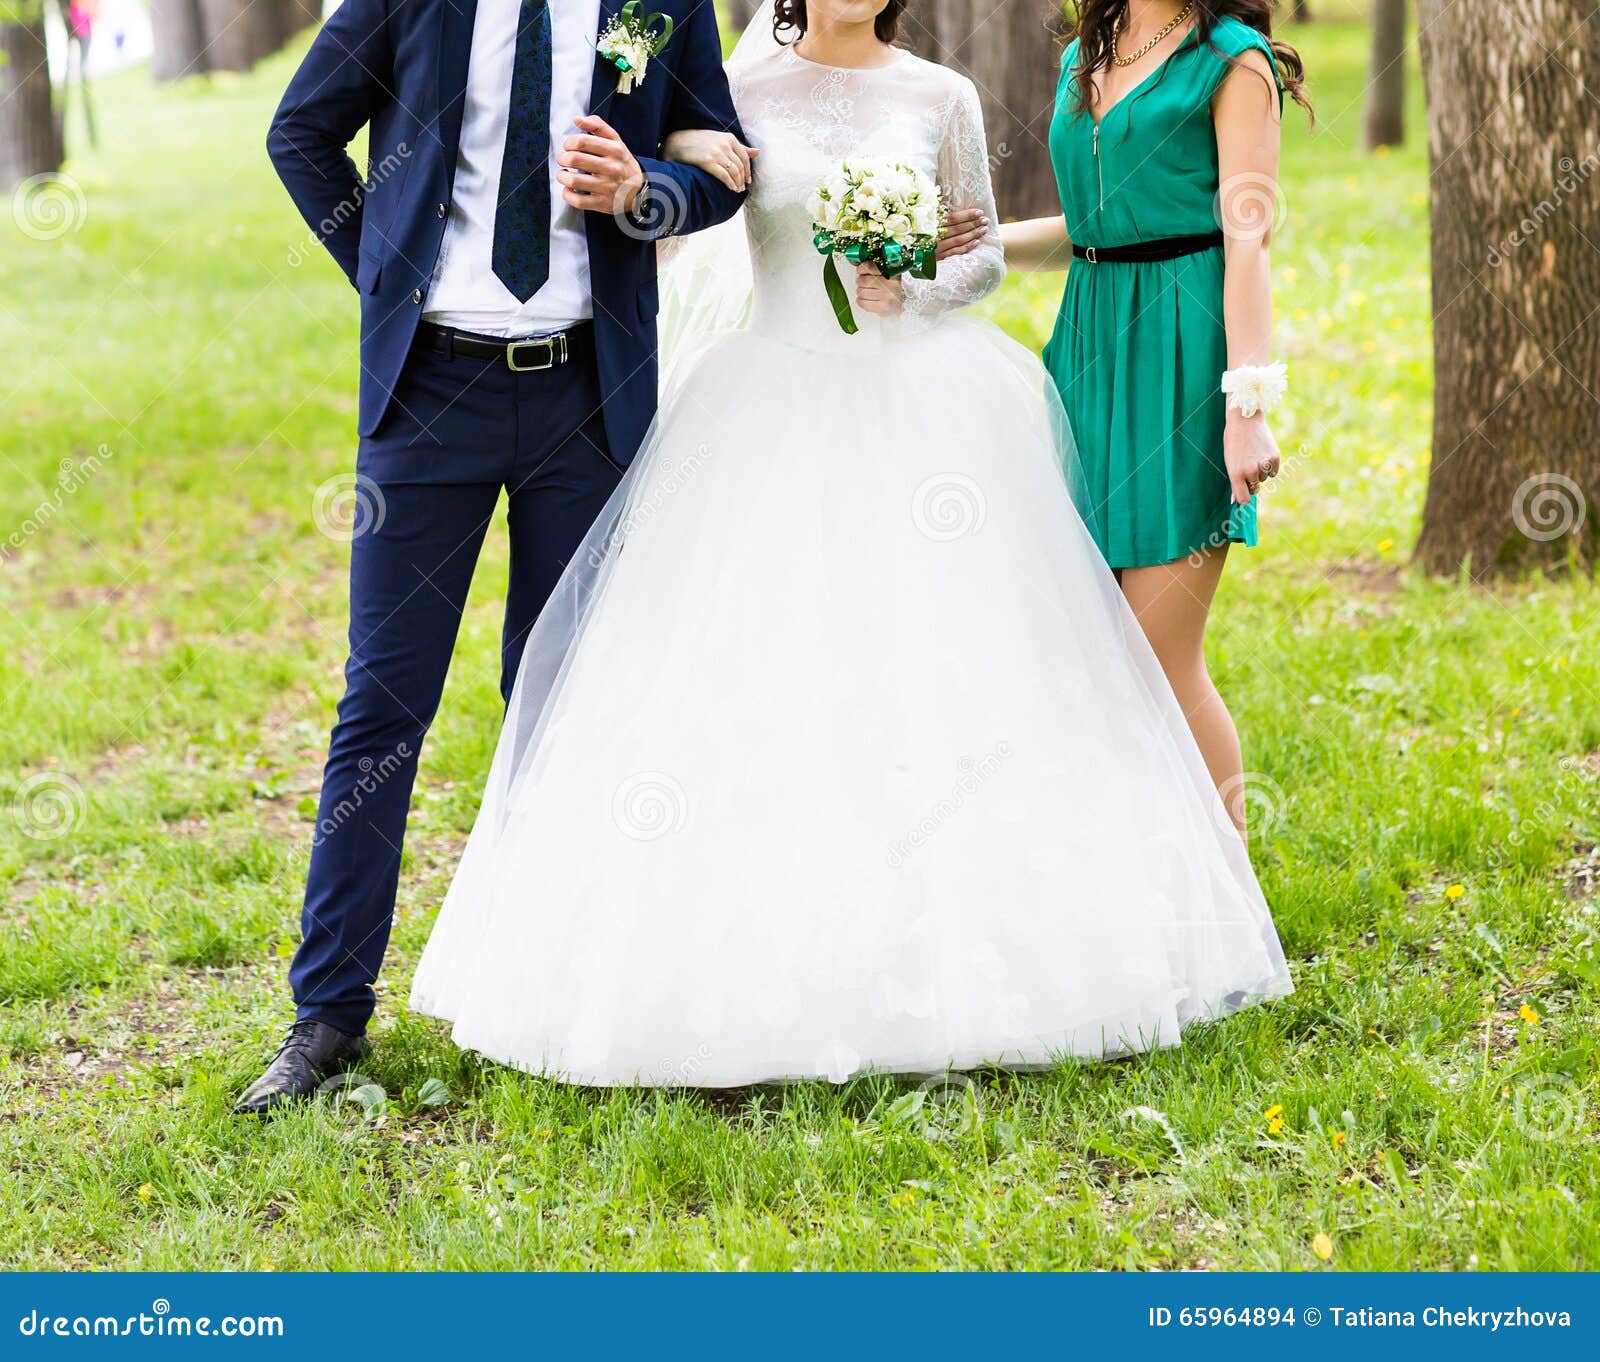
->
[505,332,568,372]
[1084,246,1099,264]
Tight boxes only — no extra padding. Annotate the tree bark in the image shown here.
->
[197,0,265,71]
[248,0,295,60]
[901,0,1063,220]
[287,0,322,34]
[0,14,63,194]
[150,0,210,82]
[1414,0,1600,577]
[1363,0,1407,150]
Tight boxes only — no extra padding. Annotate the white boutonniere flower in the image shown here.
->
[598,2,676,94]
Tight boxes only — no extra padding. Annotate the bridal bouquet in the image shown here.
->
[809,158,942,334]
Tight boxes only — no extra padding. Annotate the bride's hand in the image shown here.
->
[659,128,759,192]
[937,206,988,260]
[855,263,904,318]
[1224,410,1283,504]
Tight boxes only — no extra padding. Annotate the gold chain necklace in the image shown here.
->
[1113,1,1195,67]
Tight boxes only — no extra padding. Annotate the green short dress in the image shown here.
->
[1042,18,1282,569]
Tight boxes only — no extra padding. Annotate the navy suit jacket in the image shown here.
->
[267,0,747,462]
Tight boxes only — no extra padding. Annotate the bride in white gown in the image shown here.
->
[409,0,1293,1087]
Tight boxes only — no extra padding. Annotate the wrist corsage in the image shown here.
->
[1220,362,1288,419]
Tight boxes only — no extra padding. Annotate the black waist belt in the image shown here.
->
[1072,231,1225,265]
[417,320,594,371]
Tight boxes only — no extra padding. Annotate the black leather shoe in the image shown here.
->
[233,1020,369,1115]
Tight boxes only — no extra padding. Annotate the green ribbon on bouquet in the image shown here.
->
[812,231,938,335]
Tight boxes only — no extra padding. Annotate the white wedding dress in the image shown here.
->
[409,40,1293,1087]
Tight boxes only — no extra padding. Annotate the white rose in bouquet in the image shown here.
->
[809,156,945,335]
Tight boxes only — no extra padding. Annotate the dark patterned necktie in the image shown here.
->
[493,0,554,302]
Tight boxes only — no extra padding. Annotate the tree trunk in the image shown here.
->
[902,0,1062,220]
[0,15,63,195]
[727,0,764,28]
[1291,1,1313,20]
[1414,0,1600,577]
[249,0,295,60]
[287,0,322,34]
[150,0,210,82]
[197,0,264,71]
[1363,0,1407,150]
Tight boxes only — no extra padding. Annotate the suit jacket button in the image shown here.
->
[437,202,448,218]
[412,289,424,304]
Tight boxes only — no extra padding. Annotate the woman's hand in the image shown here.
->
[1223,410,1283,504]
[937,206,989,260]
[855,263,904,318]
[659,128,759,192]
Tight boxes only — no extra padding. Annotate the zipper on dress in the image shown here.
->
[1092,123,1104,211]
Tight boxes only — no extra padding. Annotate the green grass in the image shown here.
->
[1,20,1597,1271]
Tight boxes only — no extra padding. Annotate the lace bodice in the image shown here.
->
[731,46,1005,353]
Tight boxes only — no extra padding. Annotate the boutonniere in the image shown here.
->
[598,2,675,94]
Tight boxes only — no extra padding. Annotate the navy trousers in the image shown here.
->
[291,330,624,1034]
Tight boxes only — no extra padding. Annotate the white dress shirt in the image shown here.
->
[425,0,603,337]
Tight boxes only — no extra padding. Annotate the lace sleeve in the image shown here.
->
[901,77,1006,331]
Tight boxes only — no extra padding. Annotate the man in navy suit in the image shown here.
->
[238,0,747,1112]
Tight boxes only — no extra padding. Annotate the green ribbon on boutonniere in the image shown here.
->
[599,2,676,94]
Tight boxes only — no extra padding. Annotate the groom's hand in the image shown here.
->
[557,115,646,216]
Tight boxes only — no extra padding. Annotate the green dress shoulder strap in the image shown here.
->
[1199,16,1285,111]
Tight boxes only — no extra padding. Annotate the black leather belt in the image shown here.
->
[417,320,594,370]
[1072,231,1225,264]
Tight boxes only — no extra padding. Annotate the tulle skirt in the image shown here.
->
[409,317,1292,1087]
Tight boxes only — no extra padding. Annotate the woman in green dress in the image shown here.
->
[999,0,1311,836]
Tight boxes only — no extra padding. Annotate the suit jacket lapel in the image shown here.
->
[588,0,627,120]
[437,0,481,161]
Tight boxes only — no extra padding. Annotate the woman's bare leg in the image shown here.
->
[1118,548,1248,838]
